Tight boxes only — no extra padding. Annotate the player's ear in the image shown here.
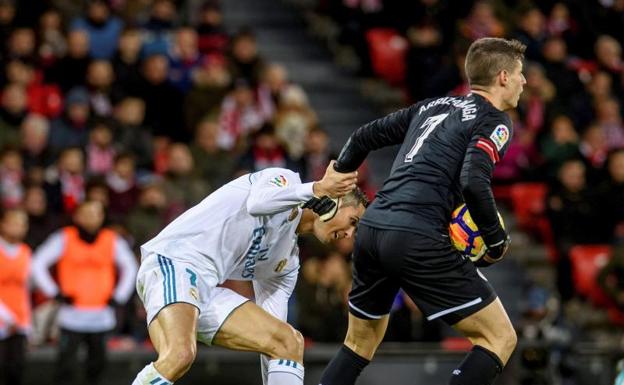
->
[498,69,509,86]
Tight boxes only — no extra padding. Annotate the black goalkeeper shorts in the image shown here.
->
[348,224,497,325]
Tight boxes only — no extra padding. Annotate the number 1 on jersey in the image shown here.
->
[404,113,449,162]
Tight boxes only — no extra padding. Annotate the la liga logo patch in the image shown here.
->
[269,175,288,188]
[490,124,509,151]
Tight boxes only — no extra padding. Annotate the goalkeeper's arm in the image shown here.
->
[334,106,416,172]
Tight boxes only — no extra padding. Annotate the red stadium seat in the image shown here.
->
[510,182,558,261]
[510,182,547,229]
[569,245,612,306]
[366,28,408,85]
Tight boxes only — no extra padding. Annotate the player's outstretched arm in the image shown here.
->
[334,106,417,172]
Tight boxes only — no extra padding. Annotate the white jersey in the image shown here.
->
[140,168,315,286]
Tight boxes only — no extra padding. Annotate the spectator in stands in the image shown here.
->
[517,62,555,135]
[404,10,446,102]
[168,27,203,92]
[23,184,59,249]
[47,29,91,92]
[37,8,68,67]
[106,153,139,223]
[541,37,583,107]
[44,147,85,214]
[195,0,228,56]
[131,54,185,141]
[190,119,234,188]
[6,27,36,62]
[579,123,609,183]
[569,71,613,129]
[597,245,624,310]
[593,35,623,96]
[547,159,604,300]
[141,0,177,56]
[459,1,505,40]
[85,60,119,118]
[301,126,334,182]
[0,208,31,385]
[0,0,16,54]
[5,58,63,118]
[296,246,350,342]
[111,28,142,92]
[125,183,168,255]
[217,78,269,150]
[259,63,291,109]
[274,85,317,160]
[596,149,624,242]
[541,114,580,181]
[112,97,153,172]
[70,0,123,60]
[20,113,53,179]
[0,83,28,147]
[86,120,115,176]
[162,143,210,219]
[0,147,24,209]
[32,200,137,385]
[594,96,624,149]
[546,2,578,44]
[512,3,546,62]
[183,53,230,133]
[48,87,91,154]
[235,123,299,175]
[228,28,265,85]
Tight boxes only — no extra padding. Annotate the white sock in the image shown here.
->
[267,359,304,385]
[131,362,173,385]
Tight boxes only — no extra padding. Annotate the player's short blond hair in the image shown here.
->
[341,187,369,209]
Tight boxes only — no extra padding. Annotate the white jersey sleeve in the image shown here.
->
[247,169,315,216]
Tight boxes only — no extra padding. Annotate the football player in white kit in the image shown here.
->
[131,162,365,385]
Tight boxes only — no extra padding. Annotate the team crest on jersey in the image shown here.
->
[269,175,288,188]
[274,258,288,273]
[490,124,509,151]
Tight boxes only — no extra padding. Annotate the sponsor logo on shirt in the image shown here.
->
[490,124,509,151]
[242,226,269,279]
[269,175,288,188]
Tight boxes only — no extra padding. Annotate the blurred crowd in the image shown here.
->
[0,0,379,383]
[3,0,624,383]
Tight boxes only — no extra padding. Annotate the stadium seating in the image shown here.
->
[510,182,558,261]
[365,28,408,86]
[569,245,612,306]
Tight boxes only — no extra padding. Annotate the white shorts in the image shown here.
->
[136,253,250,345]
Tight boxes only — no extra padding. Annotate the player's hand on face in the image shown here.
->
[314,160,358,198]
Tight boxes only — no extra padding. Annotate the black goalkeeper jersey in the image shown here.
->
[337,93,512,247]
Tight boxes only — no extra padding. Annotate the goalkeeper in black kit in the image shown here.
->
[319,37,526,385]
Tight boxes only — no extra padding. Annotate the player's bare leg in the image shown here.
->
[450,298,517,385]
[213,301,304,385]
[132,303,199,385]
[318,313,389,385]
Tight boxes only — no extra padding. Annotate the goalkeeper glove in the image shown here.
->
[474,235,510,267]
[302,196,339,222]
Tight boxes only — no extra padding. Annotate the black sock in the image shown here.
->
[319,345,370,385]
[449,345,504,385]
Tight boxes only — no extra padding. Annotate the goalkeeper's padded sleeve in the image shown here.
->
[460,144,507,248]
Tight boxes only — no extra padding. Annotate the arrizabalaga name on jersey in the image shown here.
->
[418,96,478,122]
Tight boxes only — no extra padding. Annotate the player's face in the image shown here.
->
[313,203,365,244]
[504,60,526,109]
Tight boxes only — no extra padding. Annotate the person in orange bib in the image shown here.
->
[32,201,137,385]
[0,208,31,385]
